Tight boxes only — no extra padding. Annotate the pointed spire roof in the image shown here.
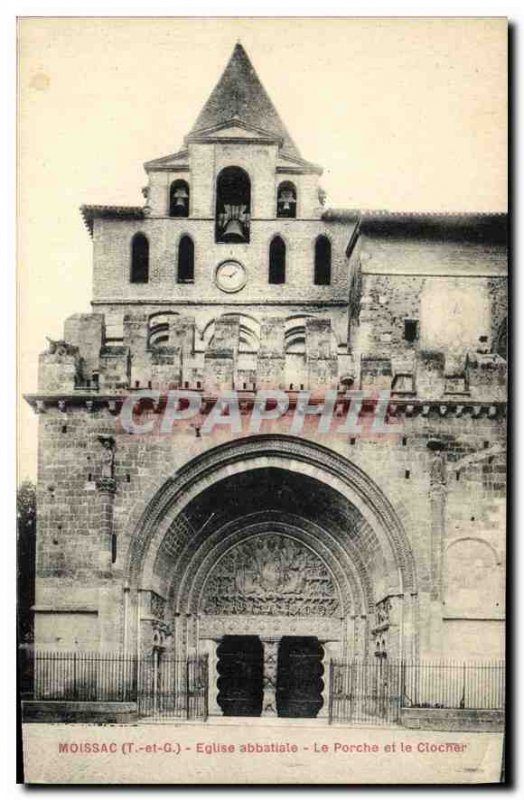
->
[187,43,303,161]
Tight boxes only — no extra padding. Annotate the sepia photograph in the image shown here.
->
[17,16,508,784]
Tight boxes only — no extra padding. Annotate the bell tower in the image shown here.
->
[83,41,349,359]
[144,42,324,223]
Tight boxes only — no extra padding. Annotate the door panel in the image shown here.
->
[216,636,263,717]
[277,636,324,718]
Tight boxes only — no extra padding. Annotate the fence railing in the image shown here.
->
[328,659,505,725]
[401,660,505,711]
[137,652,208,720]
[19,651,504,726]
[329,660,403,725]
[19,650,208,720]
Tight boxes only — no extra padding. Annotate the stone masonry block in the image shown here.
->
[64,314,105,378]
[416,350,446,399]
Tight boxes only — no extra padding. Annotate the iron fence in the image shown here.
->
[401,660,505,711]
[20,650,504,726]
[20,650,208,720]
[137,652,208,720]
[328,659,505,725]
[328,659,403,725]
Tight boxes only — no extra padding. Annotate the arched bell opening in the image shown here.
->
[169,179,190,218]
[276,181,297,218]
[215,166,251,243]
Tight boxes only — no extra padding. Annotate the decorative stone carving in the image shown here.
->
[371,598,391,658]
[46,337,77,357]
[98,435,116,479]
[151,592,166,620]
[95,476,117,494]
[374,597,391,630]
[201,533,340,616]
[427,440,447,601]
[152,619,171,650]
[95,436,117,493]
[261,639,279,716]
[159,513,194,561]
[198,614,343,640]
[428,440,446,489]
[374,635,388,659]
[127,436,417,597]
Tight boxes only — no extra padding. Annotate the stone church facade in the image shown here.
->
[27,44,507,717]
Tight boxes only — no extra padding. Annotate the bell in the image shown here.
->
[222,218,245,241]
[279,189,296,211]
[174,188,188,207]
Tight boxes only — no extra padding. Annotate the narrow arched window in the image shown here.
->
[215,166,251,243]
[314,235,331,286]
[169,180,190,217]
[130,233,149,283]
[269,236,286,284]
[277,181,297,218]
[177,235,194,283]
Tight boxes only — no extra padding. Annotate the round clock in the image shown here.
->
[215,260,247,293]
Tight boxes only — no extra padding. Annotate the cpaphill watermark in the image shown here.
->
[117,389,402,438]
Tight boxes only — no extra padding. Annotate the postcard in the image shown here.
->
[17,16,507,784]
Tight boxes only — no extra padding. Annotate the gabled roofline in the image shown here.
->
[276,152,323,176]
[360,212,507,243]
[80,205,145,236]
[144,149,189,171]
[322,208,507,244]
[185,117,283,145]
[144,142,323,176]
[188,42,304,162]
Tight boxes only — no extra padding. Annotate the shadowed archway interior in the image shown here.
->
[149,466,402,659]
[149,466,404,716]
[157,470,389,611]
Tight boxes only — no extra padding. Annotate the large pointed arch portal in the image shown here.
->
[124,435,418,717]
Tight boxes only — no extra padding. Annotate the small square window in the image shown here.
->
[404,319,418,343]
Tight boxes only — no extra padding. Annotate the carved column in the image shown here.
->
[201,638,221,716]
[261,638,280,717]
[344,615,356,659]
[95,435,117,576]
[427,440,447,654]
[319,641,333,719]
[352,614,368,659]
[427,440,447,601]
[95,478,116,575]
[402,592,418,662]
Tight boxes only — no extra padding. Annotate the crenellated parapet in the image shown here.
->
[38,338,82,392]
[34,308,508,406]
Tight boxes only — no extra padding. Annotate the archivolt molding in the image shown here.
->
[193,530,344,618]
[168,514,371,616]
[155,509,374,614]
[125,435,417,593]
[445,536,502,566]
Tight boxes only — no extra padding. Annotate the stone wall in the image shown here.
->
[32,396,506,660]
[146,141,322,220]
[401,708,504,732]
[92,217,354,308]
[351,273,506,363]
[31,212,508,662]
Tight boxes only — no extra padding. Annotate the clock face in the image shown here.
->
[215,260,247,293]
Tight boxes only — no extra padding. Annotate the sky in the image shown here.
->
[17,17,507,480]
